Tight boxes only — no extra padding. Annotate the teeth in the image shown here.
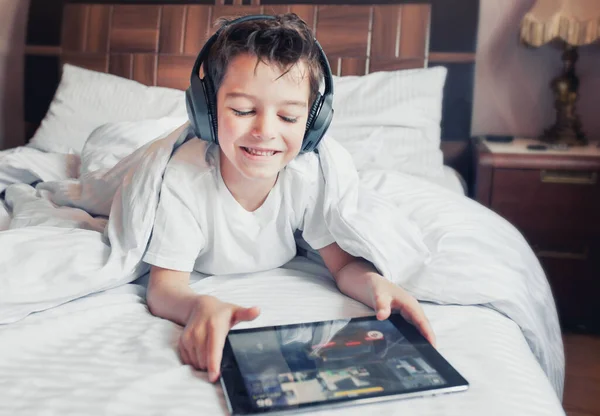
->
[244,147,276,156]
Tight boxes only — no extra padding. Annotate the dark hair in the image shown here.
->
[207,14,323,106]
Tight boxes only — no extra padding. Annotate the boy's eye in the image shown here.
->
[231,108,297,124]
[232,109,254,117]
[279,115,298,124]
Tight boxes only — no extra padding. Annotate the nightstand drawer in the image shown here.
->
[527,232,595,263]
[490,168,600,235]
[526,234,600,332]
[541,257,599,332]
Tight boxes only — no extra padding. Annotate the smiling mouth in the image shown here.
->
[241,147,281,157]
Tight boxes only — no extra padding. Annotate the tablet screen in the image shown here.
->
[227,317,448,411]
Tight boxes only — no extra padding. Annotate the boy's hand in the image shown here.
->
[369,276,436,347]
[179,295,260,383]
[318,244,436,348]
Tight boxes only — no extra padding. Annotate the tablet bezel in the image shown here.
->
[220,314,469,415]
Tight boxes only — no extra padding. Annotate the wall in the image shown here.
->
[472,0,600,140]
[0,0,29,150]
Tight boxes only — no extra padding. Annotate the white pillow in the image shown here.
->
[30,64,446,179]
[329,66,447,178]
[28,64,187,155]
[80,117,188,174]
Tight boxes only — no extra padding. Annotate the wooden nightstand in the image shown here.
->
[473,137,600,333]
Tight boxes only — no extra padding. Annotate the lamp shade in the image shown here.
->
[520,0,600,47]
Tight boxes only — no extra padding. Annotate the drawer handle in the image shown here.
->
[535,247,589,260]
[540,170,597,185]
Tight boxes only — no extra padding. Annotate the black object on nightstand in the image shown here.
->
[483,135,514,143]
[473,137,600,334]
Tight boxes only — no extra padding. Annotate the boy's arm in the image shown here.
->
[317,243,379,312]
[146,265,260,381]
[146,266,198,326]
[318,242,436,346]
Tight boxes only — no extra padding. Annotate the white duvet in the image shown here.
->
[0,123,565,414]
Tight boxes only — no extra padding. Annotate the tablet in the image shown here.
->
[220,314,469,415]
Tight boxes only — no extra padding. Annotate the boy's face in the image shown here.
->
[216,53,310,185]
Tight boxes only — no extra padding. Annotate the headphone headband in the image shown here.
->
[186,14,334,153]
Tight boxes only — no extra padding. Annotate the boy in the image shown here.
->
[143,14,435,383]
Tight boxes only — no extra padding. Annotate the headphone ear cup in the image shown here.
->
[185,87,201,138]
[186,75,216,143]
[203,78,219,143]
[302,92,333,153]
[305,93,322,131]
[301,95,322,153]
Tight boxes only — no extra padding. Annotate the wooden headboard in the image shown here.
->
[25,0,479,190]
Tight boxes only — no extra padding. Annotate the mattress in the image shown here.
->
[0,257,564,416]
[0,133,564,415]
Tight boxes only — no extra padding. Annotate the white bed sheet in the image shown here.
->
[0,257,564,416]
[0,200,9,231]
[424,166,466,195]
[0,146,80,232]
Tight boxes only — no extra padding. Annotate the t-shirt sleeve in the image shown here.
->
[143,165,205,272]
[300,163,336,250]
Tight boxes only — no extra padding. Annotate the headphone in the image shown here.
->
[185,14,334,153]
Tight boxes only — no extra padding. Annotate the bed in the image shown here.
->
[1,1,566,415]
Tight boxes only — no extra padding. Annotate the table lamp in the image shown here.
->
[520,0,600,146]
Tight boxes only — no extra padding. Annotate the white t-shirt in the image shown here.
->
[143,138,335,275]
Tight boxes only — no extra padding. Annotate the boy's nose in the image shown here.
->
[251,114,277,141]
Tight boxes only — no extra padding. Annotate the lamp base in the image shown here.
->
[540,44,587,147]
[541,123,587,147]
